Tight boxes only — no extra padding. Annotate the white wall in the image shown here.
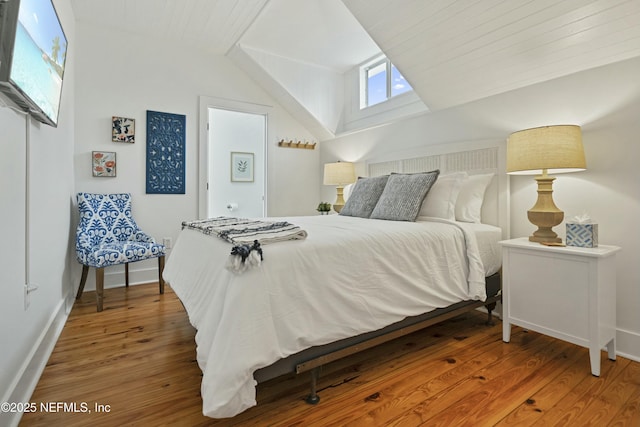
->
[321,57,640,360]
[73,23,320,291]
[0,0,75,423]
[238,45,344,134]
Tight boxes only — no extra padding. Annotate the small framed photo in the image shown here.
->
[230,152,254,182]
[112,116,135,143]
[92,151,116,177]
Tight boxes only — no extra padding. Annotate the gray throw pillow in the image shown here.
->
[370,170,440,221]
[339,175,389,218]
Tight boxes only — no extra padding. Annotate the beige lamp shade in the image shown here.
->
[323,162,356,186]
[507,125,586,175]
[323,161,355,213]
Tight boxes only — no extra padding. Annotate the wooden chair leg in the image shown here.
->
[125,263,129,287]
[76,265,89,300]
[158,256,165,294]
[95,267,105,312]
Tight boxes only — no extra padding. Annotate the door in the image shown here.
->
[207,107,266,218]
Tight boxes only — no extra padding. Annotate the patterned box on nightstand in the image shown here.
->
[566,223,599,247]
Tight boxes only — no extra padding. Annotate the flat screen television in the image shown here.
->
[0,0,67,127]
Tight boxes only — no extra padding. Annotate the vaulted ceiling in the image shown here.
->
[343,0,640,110]
[71,0,640,135]
[69,0,271,56]
[69,0,380,69]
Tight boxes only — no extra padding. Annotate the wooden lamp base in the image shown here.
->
[333,186,346,213]
[527,172,564,244]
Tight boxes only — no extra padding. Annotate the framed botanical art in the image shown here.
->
[112,116,135,143]
[92,151,116,177]
[231,152,254,182]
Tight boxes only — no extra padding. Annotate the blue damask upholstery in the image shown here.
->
[75,193,166,311]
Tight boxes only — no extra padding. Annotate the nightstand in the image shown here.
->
[500,237,620,376]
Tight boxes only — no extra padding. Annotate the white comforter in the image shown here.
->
[163,215,487,418]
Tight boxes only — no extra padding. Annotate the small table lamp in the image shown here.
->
[507,125,586,243]
[323,161,356,213]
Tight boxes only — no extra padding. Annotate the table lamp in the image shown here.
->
[507,125,586,243]
[323,161,356,213]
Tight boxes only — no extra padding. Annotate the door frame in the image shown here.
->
[198,96,272,219]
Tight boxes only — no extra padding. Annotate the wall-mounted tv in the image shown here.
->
[0,0,67,127]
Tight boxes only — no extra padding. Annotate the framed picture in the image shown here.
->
[231,152,254,182]
[145,110,186,194]
[112,116,135,143]
[92,151,116,177]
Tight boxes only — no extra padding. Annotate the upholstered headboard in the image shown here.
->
[365,140,510,239]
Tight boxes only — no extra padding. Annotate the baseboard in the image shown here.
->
[80,264,162,291]
[0,294,70,427]
[104,265,161,289]
[616,327,640,363]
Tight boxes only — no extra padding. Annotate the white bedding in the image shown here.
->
[163,215,496,418]
[455,221,502,276]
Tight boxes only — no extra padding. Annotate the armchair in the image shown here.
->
[75,193,166,312]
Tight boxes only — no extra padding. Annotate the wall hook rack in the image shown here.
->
[278,139,316,150]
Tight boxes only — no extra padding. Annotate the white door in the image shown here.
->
[207,108,266,218]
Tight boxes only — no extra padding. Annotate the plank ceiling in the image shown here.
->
[343,0,640,109]
[71,0,640,112]
[69,0,270,55]
[69,0,379,70]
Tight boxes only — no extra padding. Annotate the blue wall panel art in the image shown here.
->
[146,110,186,194]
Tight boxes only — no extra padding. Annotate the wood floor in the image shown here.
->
[20,283,640,427]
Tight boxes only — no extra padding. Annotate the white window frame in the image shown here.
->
[339,55,427,135]
[360,55,412,109]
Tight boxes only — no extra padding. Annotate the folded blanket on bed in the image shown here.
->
[182,217,308,244]
[181,217,308,273]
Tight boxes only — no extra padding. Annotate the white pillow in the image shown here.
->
[455,173,494,223]
[419,172,467,220]
[343,182,354,200]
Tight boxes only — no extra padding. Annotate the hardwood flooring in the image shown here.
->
[20,283,640,426]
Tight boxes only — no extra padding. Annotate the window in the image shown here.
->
[362,57,412,108]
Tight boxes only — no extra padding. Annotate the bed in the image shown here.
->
[163,142,509,418]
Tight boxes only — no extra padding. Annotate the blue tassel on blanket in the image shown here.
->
[225,240,263,273]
